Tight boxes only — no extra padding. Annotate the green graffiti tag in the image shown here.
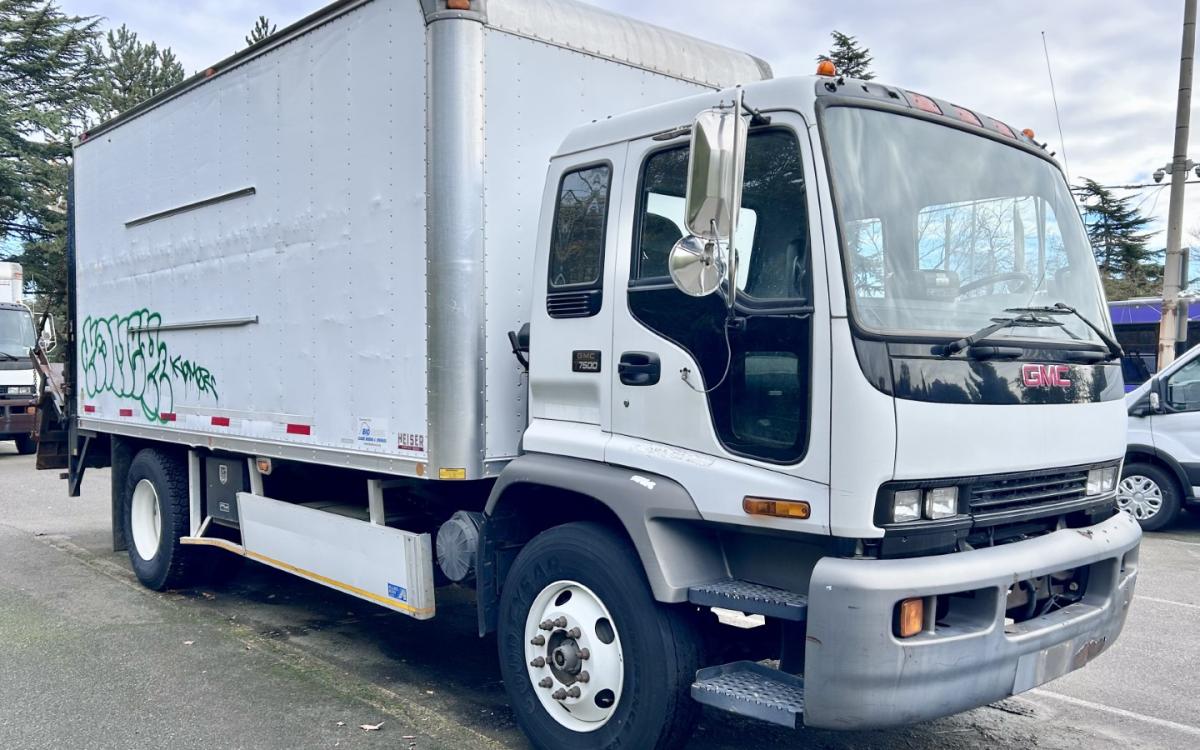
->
[80,310,219,423]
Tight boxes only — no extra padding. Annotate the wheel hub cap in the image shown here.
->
[130,478,163,562]
[1118,475,1163,520]
[524,580,623,732]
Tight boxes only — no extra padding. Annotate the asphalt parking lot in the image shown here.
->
[1,443,1198,750]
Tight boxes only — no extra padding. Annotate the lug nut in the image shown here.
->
[552,688,567,701]
[567,627,581,639]
[530,656,546,668]
[553,616,568,628]
[566,686,582,699]
[578,671,590,683]
[538,677,553,688]
[579,648,590,660]
[530,635,545,646]
[539,619,554,631]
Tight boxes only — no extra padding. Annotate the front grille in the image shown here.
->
[970,469,1089,513]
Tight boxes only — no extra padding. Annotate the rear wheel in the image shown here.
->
[498,522,701,750]
[124,448,196,590]
[13,435,36,455]
[1118,462,1181,532]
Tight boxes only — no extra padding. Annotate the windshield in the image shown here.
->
[823,107,1108,346]
[0,307,36,357]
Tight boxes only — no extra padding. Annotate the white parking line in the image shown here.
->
[1136,594,1200,611]
[1030,689,1200,737]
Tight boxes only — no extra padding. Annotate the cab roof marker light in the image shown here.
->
[952,105,982,127]
[906,91,941,115]
[990,119,1016,138]
[816,59,837,77]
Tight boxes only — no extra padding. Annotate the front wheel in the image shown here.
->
[13,435,36,455]
[498,522,701,750]
[1118,462,1181,532]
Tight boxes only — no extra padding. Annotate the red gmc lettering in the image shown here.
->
[1022,364,1072,388]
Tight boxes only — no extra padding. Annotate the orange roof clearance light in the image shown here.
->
[1022,128,1036,139]
[446,0,472,9]
[816,59,837,77]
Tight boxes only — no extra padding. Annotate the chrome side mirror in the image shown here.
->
[669,99,748,298]
[668,235,726,297]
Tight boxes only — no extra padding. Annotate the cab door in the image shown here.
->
[525,146,626,461]
[607,113,832,495]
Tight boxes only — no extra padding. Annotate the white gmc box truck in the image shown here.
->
[46,0,1141,747]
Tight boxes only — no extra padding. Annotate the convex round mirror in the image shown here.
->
[669,235,726,297]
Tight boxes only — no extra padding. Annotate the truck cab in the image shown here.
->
[0,263,39,455]
[504,73,1140,733]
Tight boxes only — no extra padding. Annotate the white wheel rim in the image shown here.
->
[130,479,163,562]
[524,580,624,732]
[1117,475,1164,521]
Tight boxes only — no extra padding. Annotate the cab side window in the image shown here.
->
[547,163,611,318]
[627,128,813,464]
[1166,358,1200,411]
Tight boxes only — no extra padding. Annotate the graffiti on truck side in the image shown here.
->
[80,310,219,423]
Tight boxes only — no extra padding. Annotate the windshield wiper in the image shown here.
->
[940,313,1065,357]
[1004,303,1124,360]
[0,351,19,361]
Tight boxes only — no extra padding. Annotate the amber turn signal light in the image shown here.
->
[743,497,811,519]
[896,597,925,638]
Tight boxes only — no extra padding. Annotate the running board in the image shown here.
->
[688,579,808,621]
[691,661,805,728]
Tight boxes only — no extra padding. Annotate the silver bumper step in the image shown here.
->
[687,579,809,621]
[691,661,806,728]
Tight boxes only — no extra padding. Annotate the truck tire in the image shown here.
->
[497,522,701,750]
[14,435,36,455]
[1118,462,1181,532]
[124,448,196,590]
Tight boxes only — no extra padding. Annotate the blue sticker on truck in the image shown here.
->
[387,583,408,603]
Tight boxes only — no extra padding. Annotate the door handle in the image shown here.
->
[619,352,661,386]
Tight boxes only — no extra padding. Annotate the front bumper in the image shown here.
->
[0,400,36,437]
[803,511,1140,729]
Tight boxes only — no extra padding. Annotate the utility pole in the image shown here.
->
[1157,0,1197,371]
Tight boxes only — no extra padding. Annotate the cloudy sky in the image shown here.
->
[59,0,1197,246]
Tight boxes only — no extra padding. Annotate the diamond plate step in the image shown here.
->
[691,661,805,728]
[688,579,808,621]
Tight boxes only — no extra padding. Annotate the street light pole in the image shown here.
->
[1157,0,1198,371]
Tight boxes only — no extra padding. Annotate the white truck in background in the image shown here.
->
[46,1,1141,748]
[0,262,40,454]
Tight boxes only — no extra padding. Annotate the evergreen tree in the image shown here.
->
[87,24,185,122]
[245,16,276,47]
[817,31,875,80]
[1075,178,1159,299]
[0,0,97,322]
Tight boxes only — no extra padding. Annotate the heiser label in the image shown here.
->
[572,350,602,373]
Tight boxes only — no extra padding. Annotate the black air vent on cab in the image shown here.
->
[547,289,602,319]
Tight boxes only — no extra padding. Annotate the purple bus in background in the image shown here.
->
[1108,297,1200,391]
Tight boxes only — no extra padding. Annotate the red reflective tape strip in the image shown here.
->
[286,423,311,435]
[83,405,96,413]
[160,413,177,422]
[211,416,230,427]
[119,408,134,417]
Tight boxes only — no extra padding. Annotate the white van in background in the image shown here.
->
[1124,343,1200,529]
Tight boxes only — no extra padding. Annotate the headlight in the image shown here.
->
[5,386,33,396]
[1087,466,1117,495]
[892,489,922,523]
[923,487,958,519]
